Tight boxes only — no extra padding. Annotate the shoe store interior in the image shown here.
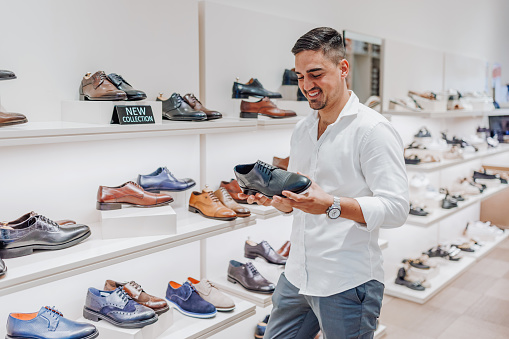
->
[1,0,509,338]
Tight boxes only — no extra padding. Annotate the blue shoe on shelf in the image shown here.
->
[83,287,158,328]
[6,306,98,339]
[166,281,217,318]
[255,314,270,338]
[138,167,196,192]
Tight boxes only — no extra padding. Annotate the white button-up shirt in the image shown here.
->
[285,91,409,297]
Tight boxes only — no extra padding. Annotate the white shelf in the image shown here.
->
[384,256,476,304]
[374,324,387,338]
[158,298,255,339]
[384,108,509,118]
[462,231,509,260]
[406,184,509,227]
[211,275,274,308]
[247,205,280,219]
[379,238,389,250]
[0,118,258,147]
[0,211,257,297]
[406,144,509,172]
[255,115,304,130]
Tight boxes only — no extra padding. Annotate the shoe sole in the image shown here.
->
[216,306,236,312]
[166,299,217,318]
[6,330,99,339]
[0,118,28,127]
[188,206,237,221]
[227,275,274,294]
[162,115,207,121]
[154,305,170,315]
[82,307,158,328]
[240,180,312,199]
[0,230,91,259]
[244,253,286,265]
[96,199,173,211]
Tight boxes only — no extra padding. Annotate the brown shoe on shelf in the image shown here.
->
[183,93,222,120]
[214,187,250,217]
[277,240,291,258]
[188,187,237,221]
[96,181,173,210]
[104,280,169,315]
[55,219,76,226]
[272,156,289,170]
[79,71,127,101]
[240,97,296,119]
[220,179,248,204]
[0,111,27,127]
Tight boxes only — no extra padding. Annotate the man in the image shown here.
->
[241,27,409,338]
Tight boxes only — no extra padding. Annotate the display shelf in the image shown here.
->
[405,144,509,172]
[247,205,280,220]
[0,118,258,147]
[383,108,509,118]
[462,231,509,260]
[374,324,387,338]
[384,256,476,304]
[379,238,389,250]
[158,298,255,339]
[0,211,257,297]
[254,115,304,130]
[406,184,509,227]
[211,275,274,308]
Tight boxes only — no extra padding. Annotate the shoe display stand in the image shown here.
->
[246,205,280,220]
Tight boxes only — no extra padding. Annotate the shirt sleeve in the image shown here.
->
[354,121,409,232]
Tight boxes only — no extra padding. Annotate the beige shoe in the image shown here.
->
[187,277,235,312]
[214,187,251,217]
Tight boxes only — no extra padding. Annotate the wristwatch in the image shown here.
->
[326,196,341,219]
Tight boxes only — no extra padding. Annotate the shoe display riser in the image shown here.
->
[207,304,271,339]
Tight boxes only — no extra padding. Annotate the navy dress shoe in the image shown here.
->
[157,93,207,121]
[0,257,6,277]
[83,287,158,328]
[138,167,196,192]
[0,70,16,80]
[166,281,216,318]
[7,306,98,339]
[0,212,91,259]
[232,78,282,99]
[234,160,312,198]
[107,73,147,101]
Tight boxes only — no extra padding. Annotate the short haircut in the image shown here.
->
[291,27,346,64]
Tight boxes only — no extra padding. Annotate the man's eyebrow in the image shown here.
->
[295,68,323,75]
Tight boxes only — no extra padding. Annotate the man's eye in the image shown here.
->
[297,77,304,80]
[311,73,323,78]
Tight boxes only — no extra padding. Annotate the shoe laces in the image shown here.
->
[187,93,201,105]
[245,262,259,276]
[205,188,220,203]
[255,161,277,177]
[115,287,130,303]
[44,306,63,318]
[109,73,131,87]
[219,187,233,202]
[175,94,184,107]
[38,215,59,230]
[127,181,143,190]
[128,281,143,294]
[163,167,177,179]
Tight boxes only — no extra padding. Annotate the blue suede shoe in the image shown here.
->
[138,167,196,192]
[83,287,158,328]
[6,306,98,339]
[166,281,216,318]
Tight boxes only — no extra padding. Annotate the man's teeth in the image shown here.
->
[309,91,319,97]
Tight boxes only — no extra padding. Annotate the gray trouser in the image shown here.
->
[265,273,384,339]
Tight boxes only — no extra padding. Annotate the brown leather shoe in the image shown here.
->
[80,71,127,101]
[220,179,248,204]
[0,111,27,127]
[214,187,250,217]
[272,156,289,170]
[189,188,237,221]
[183,93,222,120]
[56,219,76,226]
[104,280,169,315]
[240,97,296,119]
[277,241,291,258]
[96,181,173,210]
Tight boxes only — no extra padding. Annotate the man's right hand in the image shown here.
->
[238,193,294,213]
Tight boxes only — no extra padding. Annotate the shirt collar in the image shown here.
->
[310,90,360,125]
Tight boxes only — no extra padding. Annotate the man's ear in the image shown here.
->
[339,59,349,79]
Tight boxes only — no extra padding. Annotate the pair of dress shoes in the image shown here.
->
[104,280,169,315]
[245,240,287,265]
[80,71,147,101]
[157,93,221,121]
[0,212,90,259]
[188,186,250,221]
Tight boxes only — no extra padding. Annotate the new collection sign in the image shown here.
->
[111,105,155,125]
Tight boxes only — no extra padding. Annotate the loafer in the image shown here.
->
[157,93,207,121]
[0,212,91,259]
[277,240,291,258]
[0,257,6,277]
[79,71,127,101]
[188,188,237,221]
[0,70,16,80]
[107,73,147,101]
[227,260,275,294]
[244,240,287,265]
[104,280,169,315]
[220,179,248,204]
[232,78,282,99]
[83,287,158,328]
[234,160,311,198]
[187,277,235,312]
[240,97,297,119]
[7,306,98,339]
[96,181,173,210]
[214,187,251,217]
[183,93,222,120]
[166,281,216,318]
[0,111,28,127]
[138,167,196,192]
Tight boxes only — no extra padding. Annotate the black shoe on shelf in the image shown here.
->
[232,78,282,99]
[0,70,16,80]
[157,93,207,121]
[282,69,298,86]
[394,267,425,291]
[107,73,147,101]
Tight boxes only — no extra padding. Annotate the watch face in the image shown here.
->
[328,208,341,219]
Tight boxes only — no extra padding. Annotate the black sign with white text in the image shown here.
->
[111,105,155,125]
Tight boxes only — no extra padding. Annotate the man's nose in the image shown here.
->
[302,76,314,92]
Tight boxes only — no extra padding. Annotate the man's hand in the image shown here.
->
[238,192,294,213]
[278,173,333,215]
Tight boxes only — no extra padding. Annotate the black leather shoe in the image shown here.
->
[0,212,91,259]
[0,258,6,277]
[157,93,207,121]
[473,170,508,184]
[282,69,298,86]
[227,260,275,294]
[107,73,147,101]
[244,240,287,265]
[234,160,311,198]
[232,78,282,99]
[0,70,16,80]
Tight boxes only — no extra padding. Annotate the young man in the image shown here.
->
[241,27,409,338]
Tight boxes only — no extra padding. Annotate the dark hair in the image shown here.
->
[291,27,346,64]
